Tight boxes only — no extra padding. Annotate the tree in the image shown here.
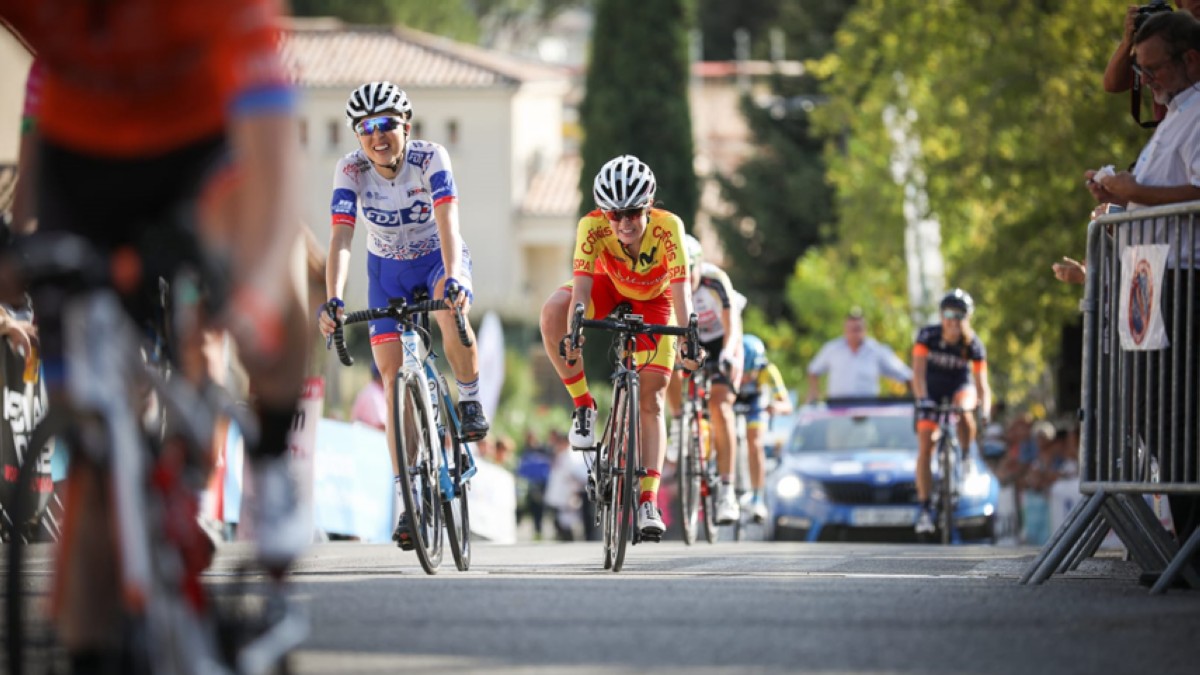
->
[810,0,1148,405]
[290,0,480,41]
[707,1,856,320]
[710,76,831,320]
[577,0,698,225]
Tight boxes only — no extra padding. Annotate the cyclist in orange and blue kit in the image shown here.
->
[911,289,992,534]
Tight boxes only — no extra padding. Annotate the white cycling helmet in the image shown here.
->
[345,81,412,128]
[593,155,657,211]
[683,233,703,266]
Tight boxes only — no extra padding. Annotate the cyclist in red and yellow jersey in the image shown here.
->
[1,0,310,665]
[540,155,702,537]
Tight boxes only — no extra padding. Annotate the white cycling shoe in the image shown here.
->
[638,502,665,536]
[715,490,740,525]
[569,406,596,450]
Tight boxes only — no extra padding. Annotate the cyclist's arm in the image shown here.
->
[12,59,41,235]
[566,274,594,337]
[325,224,353,303]
[766,364,793,415]
[973,360,991,418]
[911,345,929,401]
[433,199,466,297]
[669,278,701,368]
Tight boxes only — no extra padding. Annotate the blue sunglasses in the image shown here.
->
[355,116,405,136]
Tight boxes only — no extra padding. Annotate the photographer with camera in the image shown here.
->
[1104,1,1199,126]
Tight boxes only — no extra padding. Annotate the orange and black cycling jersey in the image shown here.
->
[572,208,689,302]
[0,0,293,157]
[913,324,987,397]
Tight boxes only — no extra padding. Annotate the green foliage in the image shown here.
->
[711,77,832,320]
[291,0,480,41]
[697,0,849,61]
[578,0,699,225]
[810,0,1148,405]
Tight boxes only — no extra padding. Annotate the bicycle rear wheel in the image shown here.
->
[394,369,444,574]
[611,375,639,573]
[676,409,700,545]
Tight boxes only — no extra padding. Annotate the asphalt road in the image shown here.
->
[201,540,1200,675]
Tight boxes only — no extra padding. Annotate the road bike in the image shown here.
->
[566,303,697,571]
[4,232,298,675]
[330,289,477,575]
[926,402,968,545]
[676,365,720,545]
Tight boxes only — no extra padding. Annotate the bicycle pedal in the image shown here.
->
[639,530,662,543]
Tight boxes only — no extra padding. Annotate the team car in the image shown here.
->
[766,398,999,542]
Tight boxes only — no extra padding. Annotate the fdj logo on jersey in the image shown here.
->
[363,208,401,226]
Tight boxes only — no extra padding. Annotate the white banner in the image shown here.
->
[1119,244,1170,350]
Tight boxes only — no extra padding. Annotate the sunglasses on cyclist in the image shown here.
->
[942,309,966,321]
[604,207,647,222]
[355,116,406,136]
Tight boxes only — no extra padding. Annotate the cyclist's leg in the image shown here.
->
[745,407,768,500]
[915,418,938,505]
[953,386,979,460]
[428,248,488,439]
[540,277,615,447]
[365,254,422,524]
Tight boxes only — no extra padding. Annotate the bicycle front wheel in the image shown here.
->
[394,369,444,574]
[700,419,718,544]
[676,410,700,546]
[611,375,639,573]
[937,437,953,545]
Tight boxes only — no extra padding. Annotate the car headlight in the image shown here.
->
[776,475,804,499]
[962,470,993,497]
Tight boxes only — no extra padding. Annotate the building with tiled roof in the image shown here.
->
[286,18,575,321]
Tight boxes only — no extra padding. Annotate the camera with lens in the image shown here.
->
[1134,0,1173,33]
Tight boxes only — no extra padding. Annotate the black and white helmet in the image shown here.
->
[593,155,657,211]
[345,81,412,128]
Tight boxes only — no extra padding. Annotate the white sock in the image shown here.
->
[457,377,480,402]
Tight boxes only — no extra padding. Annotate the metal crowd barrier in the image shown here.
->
[1021,200,1200,592]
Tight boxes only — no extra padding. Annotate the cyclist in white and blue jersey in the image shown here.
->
[318,82,489,549]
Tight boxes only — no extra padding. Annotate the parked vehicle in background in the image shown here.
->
[766,398,999,543]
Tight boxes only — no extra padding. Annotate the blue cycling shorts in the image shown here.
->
[366,246,472,344]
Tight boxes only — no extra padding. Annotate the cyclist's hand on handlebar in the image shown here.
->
[444,278,472,313]
[680,342,704,372]
[915,398,936,412]
[559,333,585,364]
[318,297,343,338]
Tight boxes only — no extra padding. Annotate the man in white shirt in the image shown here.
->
[1083,10,1200,575]
[805,308,912,403]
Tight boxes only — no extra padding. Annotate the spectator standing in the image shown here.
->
[806,308,912,403]
[516,431,553,541]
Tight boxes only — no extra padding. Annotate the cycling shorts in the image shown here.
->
[32,135,233,384]
[366,247,473,345]
[700,337,732,387]
[561,274,675,377]
[735,394,768,426]
[916,386,977,433]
